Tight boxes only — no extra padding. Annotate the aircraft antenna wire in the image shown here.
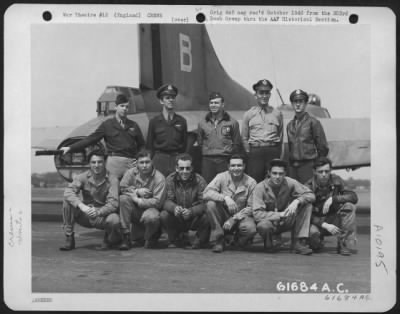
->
[264,28,281,107]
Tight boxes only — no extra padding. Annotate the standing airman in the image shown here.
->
[146,84,188,177]
[287,89,329,183]
[242,79,283,182]
[197,91,241,183]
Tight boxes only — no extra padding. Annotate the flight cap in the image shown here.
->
[116,94,129,105]
[209,91,224,101]
[290,89,309,102]
[157,84,178,99]
[253,79,273,91]
[268,158,288,171]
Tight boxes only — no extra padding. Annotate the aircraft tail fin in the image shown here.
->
[139,24,255,110]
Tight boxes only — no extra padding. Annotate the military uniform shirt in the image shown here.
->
[251,177,315,223]
[68,116,145,158]
[242,106,283,147]
[120,167,166,209]
[146,113,187,153]
[203,171,257,212]
[64,170,119,216]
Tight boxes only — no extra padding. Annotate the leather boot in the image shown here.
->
[294,238,313,255]
[119,233,131,250]
[59,233,75,251]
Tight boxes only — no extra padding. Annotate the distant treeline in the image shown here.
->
[344,177,370,189]
[31,172,370,189]
[32,172,68,188]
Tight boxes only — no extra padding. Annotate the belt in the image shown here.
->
[250,142,279,147]
[109,152,135,158]
[155,151,180,155]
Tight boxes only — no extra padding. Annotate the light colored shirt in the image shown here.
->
[242,106,283,148]
[203,171,257,212]
[120,167,166,209]
[251,176,315,223]
[64,170,119,216]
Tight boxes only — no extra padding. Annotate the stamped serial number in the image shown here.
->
[32,297,52,303]
[276,281,349,293]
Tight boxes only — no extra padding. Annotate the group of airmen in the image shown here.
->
[59,79,358,256]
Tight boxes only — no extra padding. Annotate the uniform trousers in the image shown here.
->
[201,156,229,183]
[119,195,161,241]
[246,203,312,247]
[205,201,257,245]
[160,211,210,244]
[152,152,179,177]
[309,202,357,248]
[106,156,137,180]
[62,200,121,244]
[246,145,281,182]
[288,160,314,184]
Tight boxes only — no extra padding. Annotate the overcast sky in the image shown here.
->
[31,23,370,178]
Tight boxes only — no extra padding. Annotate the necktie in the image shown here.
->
[120,119,124,129]
[168,113,172,123]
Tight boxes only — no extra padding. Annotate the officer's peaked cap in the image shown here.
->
[253,79,273,91]
[157,84,178,99]
[209,91,224,101]
[290,89,309,102]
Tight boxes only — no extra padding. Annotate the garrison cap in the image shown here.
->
[116,94,129,105]
[253,79,273,91]
[268,158,288,170]
[209,91,224,101]
[156,84,178,99]
[290,89,309,102]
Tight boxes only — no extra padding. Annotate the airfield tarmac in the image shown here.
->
[32,189,371,293]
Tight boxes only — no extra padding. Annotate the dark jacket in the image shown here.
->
[287,112,329,161]
[197,111,241,156]
[305,173,358,227]
[69,117,145,158]
[163,172,207,217]
[146,113,187,154]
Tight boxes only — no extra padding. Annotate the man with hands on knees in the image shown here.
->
[203,154,257,253]
[249,159,315,255]
[60,150,121,251]
[118,149,166,250]
[161,153,210,249]
[305,157,358,256]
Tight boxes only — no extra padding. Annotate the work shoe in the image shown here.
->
[263,234,278,253]
[309,231,324,252]
[294,239,313,255]
[144,240,158,249]
[131,239,145,248]
[119,233,131,250]
[167,242,178,249]
[99,232,111,250]
[59,233,75,251]
[340,246,351,256]
[191,237,202,249]
[212,238,224,253]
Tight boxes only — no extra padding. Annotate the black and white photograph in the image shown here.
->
[4,4,396,312]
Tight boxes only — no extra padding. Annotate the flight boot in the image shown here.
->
[293,238,313,255]
[212,237,224,253]
[119,233,131,250]
[59,233,75,251]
